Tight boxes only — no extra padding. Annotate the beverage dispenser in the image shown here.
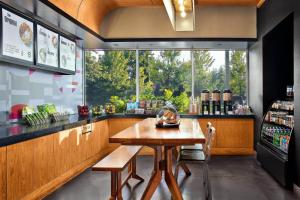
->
[201,89,210,115]
[212,89,221,115]
[223,89,233,114]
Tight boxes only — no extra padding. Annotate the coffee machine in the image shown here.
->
[223,89,233,114]
[201,89,210,115]
[212,89,221,115]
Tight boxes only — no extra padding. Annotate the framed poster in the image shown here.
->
[59,36,76,72]
[36,24,58,68]
[1,8,34,63]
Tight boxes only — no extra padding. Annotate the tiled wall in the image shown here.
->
[0,47,83,121]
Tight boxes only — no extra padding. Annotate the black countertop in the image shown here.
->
[0,113,255,147]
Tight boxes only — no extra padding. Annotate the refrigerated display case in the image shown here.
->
[257,100,295,189]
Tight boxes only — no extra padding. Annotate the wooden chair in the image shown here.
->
[173,122,212,177]
[92,145,144,200]
[180,122,212,151]
[175,126,216,200]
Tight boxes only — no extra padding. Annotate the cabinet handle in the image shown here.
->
[82,124,92,134]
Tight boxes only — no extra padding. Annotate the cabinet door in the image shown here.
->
[7,135,55,200]
[33,135,55,188]
[7,140,35,200]
[0,147,6,200]
[216,119,254,148]
[69,127,85,167]
[53,130,72,177]
[99,120,109,154]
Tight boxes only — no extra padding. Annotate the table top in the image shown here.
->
[109,118,205,146]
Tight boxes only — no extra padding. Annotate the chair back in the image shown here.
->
[206,122,212,135]
[204,126,216,162]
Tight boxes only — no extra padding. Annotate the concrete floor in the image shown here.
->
[45,156,300,200]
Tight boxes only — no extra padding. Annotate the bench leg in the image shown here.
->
[131,156,144,182]
[117,172,123,200]
[110,172,117,200]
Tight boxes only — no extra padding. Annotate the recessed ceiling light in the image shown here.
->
[178,0,184,5]
[180,11,186,18]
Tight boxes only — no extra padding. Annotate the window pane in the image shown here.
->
[194,50,247,104]
[229,50,247,104]
[85,50,136,108]
[139,50,192,113]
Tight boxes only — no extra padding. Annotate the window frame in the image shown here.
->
[84,48,249,107]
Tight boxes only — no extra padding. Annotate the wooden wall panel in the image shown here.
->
[0,147,6,200]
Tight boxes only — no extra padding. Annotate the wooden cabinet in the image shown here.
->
[0,147,6,200]
[198,118,254,155]
[7,134,54,200]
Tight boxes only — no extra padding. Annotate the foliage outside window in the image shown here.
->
[139,50,191,113]
[194,50,247,104]
[85,51,136,112]
[85,49,247,113]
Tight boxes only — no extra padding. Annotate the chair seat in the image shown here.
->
[180,144,203,151]
[178,150,205,162]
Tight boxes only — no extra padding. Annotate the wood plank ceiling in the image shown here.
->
[49,0,264,35]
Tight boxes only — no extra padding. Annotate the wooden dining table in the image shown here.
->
[109,118,206,200]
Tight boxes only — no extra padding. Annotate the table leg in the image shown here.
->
[131,156,144,182]
[141,146,162,200]
[110,172,117,200]
[165,146,183,200]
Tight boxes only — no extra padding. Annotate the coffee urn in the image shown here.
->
[201,89,210,115]
[223,89,233,114]
[212,89,221,115]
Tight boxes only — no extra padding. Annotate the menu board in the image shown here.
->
[59,36,76,71]
[2,8,33,62]
[37,25,59,67]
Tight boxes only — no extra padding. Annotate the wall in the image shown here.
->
[248,0,294,150]
[294,0,300,186]
[0,47,83,122]
[248,0,300,186]
[100,6,257,39]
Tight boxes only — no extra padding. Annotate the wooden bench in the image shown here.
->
[92,145,144,200]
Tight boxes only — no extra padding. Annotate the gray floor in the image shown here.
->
[45,156,300,200]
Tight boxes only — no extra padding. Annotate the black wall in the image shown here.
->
[249,0,300,186]
[294,0,300,186]
[262,13,294,113]
[249,0,294,151]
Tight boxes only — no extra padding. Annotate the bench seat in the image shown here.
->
[92,145,144,200]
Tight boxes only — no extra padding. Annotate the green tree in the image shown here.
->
[194,51,215,95]
[230,51,247,97]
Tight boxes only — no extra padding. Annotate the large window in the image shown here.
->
[85,50,136,107]
[85,49,248,113]
[194,50,247,104]
[139,50,192,113]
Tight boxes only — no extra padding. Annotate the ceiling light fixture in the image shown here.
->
[178,0,184,5]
